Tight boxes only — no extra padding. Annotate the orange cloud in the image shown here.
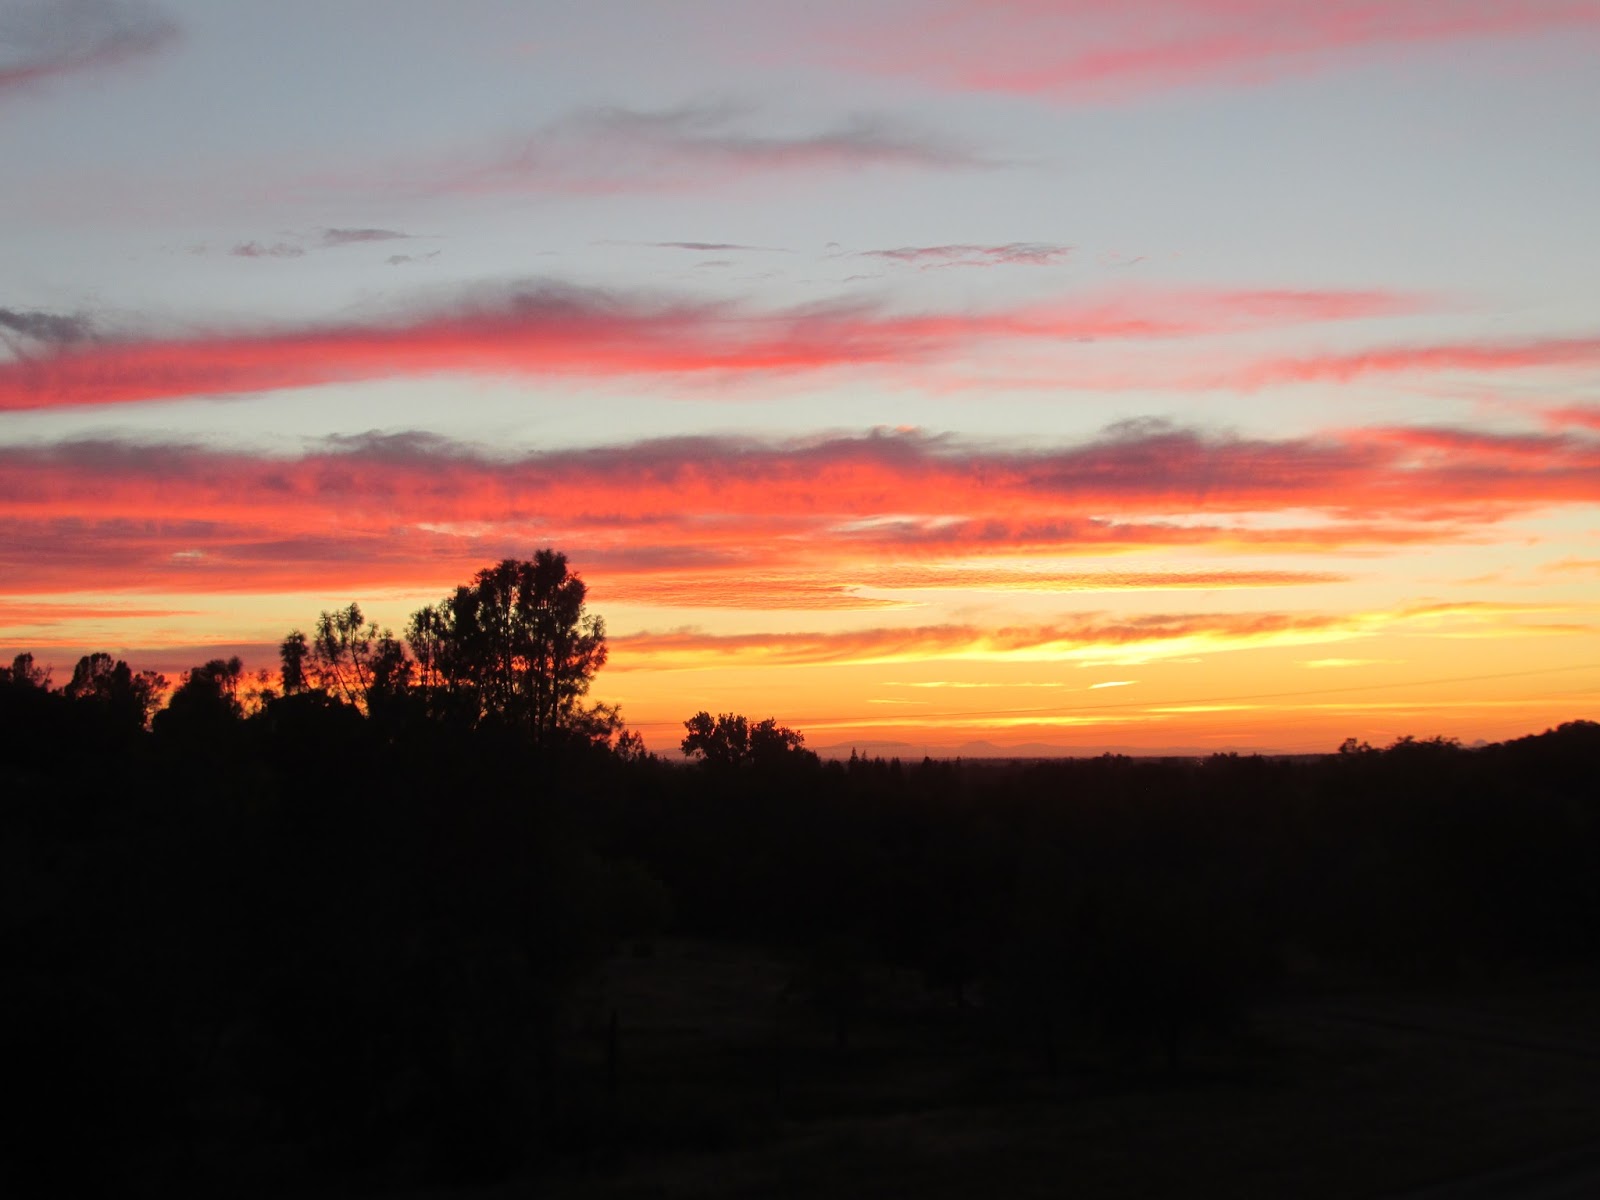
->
[852,566,1350,591]
[609,610,1367,670]
[588,566,1348,610]
[612,599,1597,671]
[0,601,199,625]
[3,422,1596,597]
[592,575,906,611]
[1542,558,1600,577]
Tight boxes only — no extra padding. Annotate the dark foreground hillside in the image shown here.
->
[538,943,1600,1200]
[3,679,1598,1195]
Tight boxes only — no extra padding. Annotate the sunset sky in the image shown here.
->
[3,0,1599,754]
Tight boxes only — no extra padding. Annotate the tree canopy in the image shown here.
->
[64,652,166,731]
[280,602,411,717]
[269,552,621,752]
[406,551,610,748]
[681,711,816,770]
[153,656,244,738]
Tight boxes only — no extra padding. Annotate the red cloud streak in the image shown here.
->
[0,285,1417,411]
[1,423,1595,596]
[5,426,1596,523]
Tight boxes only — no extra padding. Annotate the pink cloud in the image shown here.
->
[1544,404,1600,431]
[0,283,1420,412]
[831,1,1600,101]
[1235,334,1600,388]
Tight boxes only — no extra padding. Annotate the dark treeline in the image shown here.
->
[4,553,1599,1192]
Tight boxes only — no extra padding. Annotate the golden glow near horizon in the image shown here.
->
[4,517,1598,753]
[2,2,1598,753]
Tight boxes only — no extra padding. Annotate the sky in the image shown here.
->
[3,0,1599,756]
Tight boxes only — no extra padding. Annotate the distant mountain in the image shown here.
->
[811,740,923,761]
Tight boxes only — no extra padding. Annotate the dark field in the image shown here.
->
[519,945,1600,1200]
[5,660,1599,1195]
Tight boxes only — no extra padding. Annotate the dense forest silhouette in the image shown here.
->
[4,550,1599,1194]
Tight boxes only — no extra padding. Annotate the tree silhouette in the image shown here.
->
[2,652,50,690]
[65,651,120,701]
[153,656,244,737]
[406,551,608,749]
[681,711,749,768]
[64,652,165,731]
[280,603,412,716]
[681,712,814,769]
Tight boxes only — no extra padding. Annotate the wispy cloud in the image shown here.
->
[831,0,1600,102]
[594,575,904,611]
[609,597,1580,671]
[860,242,1072,268]
[0,600,198,624]
[591,566,1345,610]
[654,241,756,252]
[553,101,986,168]
[320,227,410,246]
[0,281,1420,411]
[368,102,991,198]
[1300,658,1396,669]
[230,241,304,259]
[949,330,1600,396]
[0,305,94,344]
[1542,558,1600,576]
[0,0,176,95]
[211,227,416,261]
[1233,333,1600,388]
[884,680,1070,689]
[610,612,1355,670]
[630,608,1595,673]
[852,566,1350,591]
